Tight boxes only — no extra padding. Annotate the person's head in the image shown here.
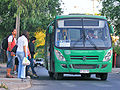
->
[88,31,94,37]
[30,36,36,43]
[62,29,67,36]
[22,30,29,40]
[12,29,17,36]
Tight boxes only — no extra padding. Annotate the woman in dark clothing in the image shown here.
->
[26,36,37,77]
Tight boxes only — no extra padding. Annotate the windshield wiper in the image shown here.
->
[69,35,98,50]
[85,37,98,50]
[70,37,83,48]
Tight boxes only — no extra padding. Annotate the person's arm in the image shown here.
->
[28,46,31,59]
[23,46,27,57]
[29,42,35,58]
[23,37,29,57]
[8,42,12,51]
[8,36,15,56]
[8,42,15,56]
[8,36,13,51]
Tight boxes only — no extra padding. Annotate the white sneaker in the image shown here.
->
[14,71,17,75]
[27,76,31,79]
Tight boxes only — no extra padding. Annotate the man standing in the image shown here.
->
[6,29,17,78]
[27,36,37,77]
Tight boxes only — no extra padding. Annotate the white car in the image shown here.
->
[34,58,44,67]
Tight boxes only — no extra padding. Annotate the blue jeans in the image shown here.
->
[26,58,36,75]
[16,52,26,79]
[7,51,14,69]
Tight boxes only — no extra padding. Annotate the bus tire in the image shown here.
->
[96,74,100,78]
[48,71,54,78]
[54,73,63,80]
[100,73,108,81]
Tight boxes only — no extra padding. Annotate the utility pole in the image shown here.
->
[16,11,20,39]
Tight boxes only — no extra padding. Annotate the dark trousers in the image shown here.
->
[26,58,36,76]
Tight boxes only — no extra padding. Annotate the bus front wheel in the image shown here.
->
[100,73,108,81]
[54,73,63,80]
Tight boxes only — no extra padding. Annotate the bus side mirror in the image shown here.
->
[49,26,53,33]
[108,22,114,34]
[109,25,114,34]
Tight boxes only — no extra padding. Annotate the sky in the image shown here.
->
[61,0,102,15]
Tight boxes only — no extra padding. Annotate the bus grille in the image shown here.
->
[72,64,97,69]
[70,56,99,60]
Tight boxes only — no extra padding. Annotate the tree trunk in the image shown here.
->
[16,9,20,39]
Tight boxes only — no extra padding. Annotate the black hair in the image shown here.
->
[30,36,36,42]
[22,30,29,39]
[12,29,16,32]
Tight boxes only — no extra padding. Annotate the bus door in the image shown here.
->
[49,28,55,72]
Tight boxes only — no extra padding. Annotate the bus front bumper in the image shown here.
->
[55,61,112,74]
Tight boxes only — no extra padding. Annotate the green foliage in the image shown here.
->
[0,0,62,38]
[101,0,120,35]
[34,28,46,58]
[0,0,62,58]
[0,0,17,37]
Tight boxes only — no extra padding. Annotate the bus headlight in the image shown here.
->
[103,50,112,62]
[55,49,65,61]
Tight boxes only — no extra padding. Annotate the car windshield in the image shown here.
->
[55,18,111,49]
[36,59,43,61]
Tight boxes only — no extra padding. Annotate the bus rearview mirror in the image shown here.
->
[49,26,53,33]
[108,22,114,34]
[109,25,114,34]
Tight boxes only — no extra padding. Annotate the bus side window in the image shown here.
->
[46,31,50,50]
[50,25,55,47]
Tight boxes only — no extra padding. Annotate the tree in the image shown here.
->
[0,0,62,61]
[34,28,46,58]
[0,0,16,37]
[101,0,120,35]
[0,0,62,39]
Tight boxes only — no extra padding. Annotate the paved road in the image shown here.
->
[27,66,120,90]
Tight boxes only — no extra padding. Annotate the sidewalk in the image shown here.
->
[0,63,31,90]
[111,68,120,73]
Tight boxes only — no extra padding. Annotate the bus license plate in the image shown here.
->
[80,70,89,73]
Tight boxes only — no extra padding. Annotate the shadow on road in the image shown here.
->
[32,75,103,81]
[33,66,109,81]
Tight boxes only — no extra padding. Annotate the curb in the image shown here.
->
[0,63,31,90]
[0,78,31,90]
[111,68,120,74]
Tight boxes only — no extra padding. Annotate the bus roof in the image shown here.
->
[56,14,107,20]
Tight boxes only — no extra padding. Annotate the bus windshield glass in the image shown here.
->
[55,18,111,49]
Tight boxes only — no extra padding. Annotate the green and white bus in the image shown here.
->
[45,14,114,80]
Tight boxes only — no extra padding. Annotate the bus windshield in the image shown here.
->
[55,18,111,49]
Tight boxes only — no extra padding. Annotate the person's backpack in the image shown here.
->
[2,35,12,50]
